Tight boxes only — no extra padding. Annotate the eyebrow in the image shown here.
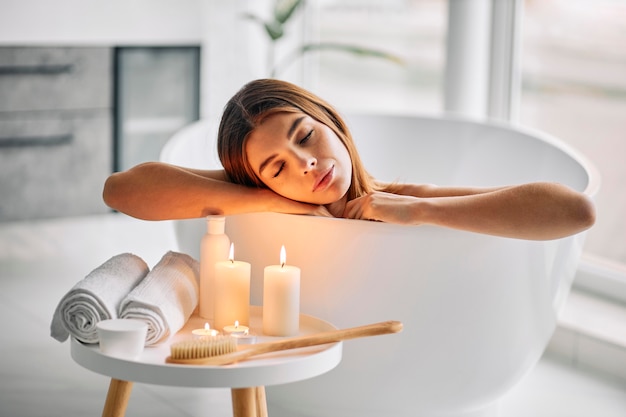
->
[258,116,306,175]
[287,115,306,139]
[259,153,278,176]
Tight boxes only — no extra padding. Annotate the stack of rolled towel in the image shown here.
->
[50,251,199,346]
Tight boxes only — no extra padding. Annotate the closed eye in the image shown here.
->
[299,129,313,145]
[273,161,285,178]
[271,129,313,178]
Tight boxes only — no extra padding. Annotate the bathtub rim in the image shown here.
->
[160,111,601,246]
[162,112,601,199]
[342,112,601,198]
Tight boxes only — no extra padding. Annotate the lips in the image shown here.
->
[313,165,334,192]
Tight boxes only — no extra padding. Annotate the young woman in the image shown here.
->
[103,79,595,241]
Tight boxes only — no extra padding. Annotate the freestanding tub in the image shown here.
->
[160,114,599,417]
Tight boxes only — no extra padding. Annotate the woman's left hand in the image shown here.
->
[342,191,422,224]
[342,182,595,240]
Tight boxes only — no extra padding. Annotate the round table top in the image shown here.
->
[71,306,342,388]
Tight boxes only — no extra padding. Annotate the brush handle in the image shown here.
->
[173,320,402,366]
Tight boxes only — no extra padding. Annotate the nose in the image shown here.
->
[292,148,316,174]
[302,155,316,174]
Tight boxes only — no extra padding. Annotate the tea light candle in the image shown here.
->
[192,322,220,338]
[263,245,300,336]
[232,331,257,345]
[214,243,251,331]
[222,320,249,336]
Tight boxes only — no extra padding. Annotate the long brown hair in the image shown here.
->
[217,78,381,201]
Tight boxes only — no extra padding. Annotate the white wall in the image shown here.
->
[0,0,204,45]
[0,0,304,120]
[0,0,254,120]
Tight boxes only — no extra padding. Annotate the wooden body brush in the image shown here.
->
[166,320,403,366]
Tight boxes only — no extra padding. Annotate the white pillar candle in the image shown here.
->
[214,243,251,331]
[263,245,300,336]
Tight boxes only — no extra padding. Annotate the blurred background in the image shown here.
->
[0,0,624,416]
[1,0,624,273]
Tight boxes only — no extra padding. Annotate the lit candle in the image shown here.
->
[192,322,220,338]
[222,320,249,336]
[234,332,257,345]
[223,321,257,344]
[214,243,251,331]
[263,245,300,336]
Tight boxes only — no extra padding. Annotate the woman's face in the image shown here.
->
[245,112,352,205]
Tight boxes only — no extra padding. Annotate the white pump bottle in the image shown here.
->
[199,216,230,321]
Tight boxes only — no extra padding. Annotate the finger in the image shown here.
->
[342,199,356,218]
[343,199,364,219]
[314,206,334,217]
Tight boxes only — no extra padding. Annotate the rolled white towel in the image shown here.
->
[119,251,199,345]
[50,253,149,343]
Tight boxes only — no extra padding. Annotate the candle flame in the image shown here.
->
[280,245,286,268]
[228,242,235,263]
[204,322,210,331]
[234,320,239,328]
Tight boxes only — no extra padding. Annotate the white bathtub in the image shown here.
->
[161,114,599,417]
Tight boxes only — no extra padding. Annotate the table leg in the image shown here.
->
[102,378,133,417]
[231,386,267,417]
[255,387,268,417]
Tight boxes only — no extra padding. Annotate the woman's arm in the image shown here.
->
[343,182,596,240]
[102,162,328,220]
[392,182,511,198]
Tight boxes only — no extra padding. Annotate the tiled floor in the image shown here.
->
[1,213,624,417]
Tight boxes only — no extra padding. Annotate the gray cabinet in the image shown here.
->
[0,47,113,221]
[0,47,111,112]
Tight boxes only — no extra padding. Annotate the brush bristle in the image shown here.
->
[170,336,237,360]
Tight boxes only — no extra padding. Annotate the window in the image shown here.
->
[520,1,626,268]
[114,46,200,172]
[275,0,625,297]
[311,0,446,116]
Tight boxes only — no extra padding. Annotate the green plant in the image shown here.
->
[242,0,404,77]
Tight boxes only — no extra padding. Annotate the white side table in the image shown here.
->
[71,306,342,417]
